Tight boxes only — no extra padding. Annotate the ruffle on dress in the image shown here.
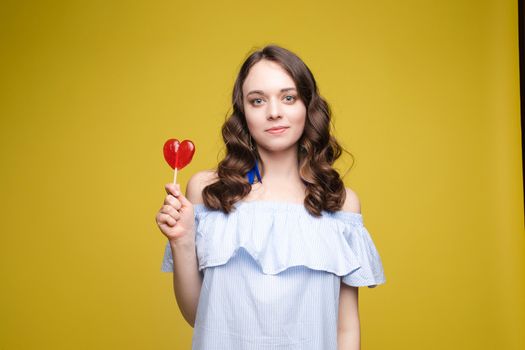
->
[161,200,385,288]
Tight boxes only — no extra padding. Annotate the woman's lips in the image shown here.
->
[266,127,288,134]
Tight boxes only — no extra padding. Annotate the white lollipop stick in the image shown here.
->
[173,168,178,185]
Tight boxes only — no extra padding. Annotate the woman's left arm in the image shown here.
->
[337,283,360,350]
[338,187,361,349]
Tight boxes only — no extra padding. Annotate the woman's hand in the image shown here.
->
[156,183,195,245]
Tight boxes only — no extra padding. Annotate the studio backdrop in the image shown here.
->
[0,0,523,349]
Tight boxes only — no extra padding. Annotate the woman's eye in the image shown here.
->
[249,95,296,106]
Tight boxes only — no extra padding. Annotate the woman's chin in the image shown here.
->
[257,143,299,154]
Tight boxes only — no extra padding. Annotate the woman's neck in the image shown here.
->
[257,146,299,181]
[249,145,306,202]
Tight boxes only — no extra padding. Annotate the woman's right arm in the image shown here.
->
[156,170,215,327]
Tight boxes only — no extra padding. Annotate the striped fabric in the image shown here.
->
[161,200,385,349]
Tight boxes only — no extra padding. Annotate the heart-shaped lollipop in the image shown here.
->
[163,139,195,184]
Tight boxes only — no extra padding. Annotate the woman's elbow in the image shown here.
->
[337,329,361,350]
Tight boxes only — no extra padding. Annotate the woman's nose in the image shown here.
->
[267,98,282,119]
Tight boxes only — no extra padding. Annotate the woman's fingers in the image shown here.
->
[160,205,181,220]
[163,194,182,210]
[165,183,180,197]
[157,183,185,232]
[156,212,176,227]
[163,213,176,227]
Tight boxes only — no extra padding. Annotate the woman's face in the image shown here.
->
[242,59,307,154]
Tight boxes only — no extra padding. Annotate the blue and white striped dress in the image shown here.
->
[161,199,386,349]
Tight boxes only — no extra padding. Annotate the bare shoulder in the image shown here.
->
[342,187,361,214]
[185,169,218,204]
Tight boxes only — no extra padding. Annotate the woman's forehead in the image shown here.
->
[243,60,296,93]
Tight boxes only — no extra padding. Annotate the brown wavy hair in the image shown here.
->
[202,44,354,217]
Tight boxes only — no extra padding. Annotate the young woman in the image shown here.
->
[156,44,385,350]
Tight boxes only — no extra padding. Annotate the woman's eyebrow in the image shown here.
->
[246,87,296,96]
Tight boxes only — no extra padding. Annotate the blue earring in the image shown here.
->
[247,158,262,184]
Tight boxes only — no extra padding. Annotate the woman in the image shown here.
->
[156,44,385,350]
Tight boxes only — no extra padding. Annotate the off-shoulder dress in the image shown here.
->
[161,197,386,350]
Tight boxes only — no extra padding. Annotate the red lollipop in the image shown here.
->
[163,139,196,184]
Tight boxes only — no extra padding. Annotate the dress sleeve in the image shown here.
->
[161,240,174,272]
[335,212,386,288]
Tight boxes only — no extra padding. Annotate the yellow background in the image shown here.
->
[1,0,523,349]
